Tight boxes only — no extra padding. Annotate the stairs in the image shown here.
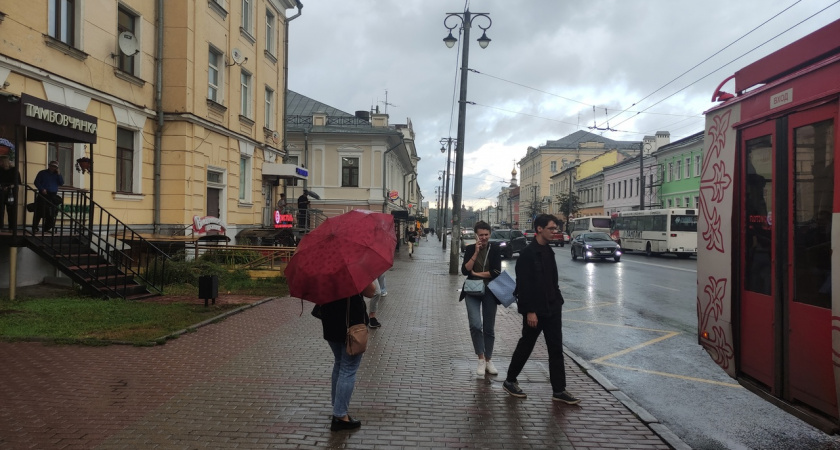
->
[21,187,169,299]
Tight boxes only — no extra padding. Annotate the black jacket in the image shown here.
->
[319,295,368,343]
[514,240,564,316]
[459,242,502,301]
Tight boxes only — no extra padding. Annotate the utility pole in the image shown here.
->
[639,142,646,210]
[439,137,455,250]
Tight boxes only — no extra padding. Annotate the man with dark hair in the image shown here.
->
[503,213,580,404]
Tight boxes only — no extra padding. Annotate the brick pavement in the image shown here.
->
[0,236,679,449]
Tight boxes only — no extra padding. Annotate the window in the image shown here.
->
[676,198,682,207]
[694,195,700,208]
[240,70,252,118]
[265,10,276,55]
[116,127,135,193]
[117,6,138,74]
[48,142,75,186]
[208,47,222,102]
[49,0,77,46]
[675,160,681,180]
[264,87,274,129]
[286,154,300,186]
[241,0,253,34]
[667,162,673,182]
[550,161,556,172]
[341,156,359,187]
[684,196,690,207]
[684,157,691,179]
[695,154,702,176]
[239,156,252,202]
[667,198,673,208]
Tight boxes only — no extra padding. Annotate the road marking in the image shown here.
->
[564,302,616,313]
[566,319,673,333]
[650,284,679,291]
[626,259,697,273]
[597,362,743,388]
[591,331,681,363]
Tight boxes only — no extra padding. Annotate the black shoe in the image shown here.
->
[368,317,381,328]
[330,415,361,431]
[503,380,527,398]
[552,391,581,405]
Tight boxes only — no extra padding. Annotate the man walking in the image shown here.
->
[503,213,580,405]
[32,160,64,233]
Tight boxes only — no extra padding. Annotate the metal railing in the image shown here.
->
[23,186,170,298]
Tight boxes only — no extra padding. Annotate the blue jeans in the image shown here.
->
[327,341,363,417]
[465,290,497,359]
[368,279,381,313]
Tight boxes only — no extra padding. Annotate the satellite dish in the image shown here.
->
[117,31,139,56]
[231,48,245,65]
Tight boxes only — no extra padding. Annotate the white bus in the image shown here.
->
[569,216,612,239]
[612,208,697,258]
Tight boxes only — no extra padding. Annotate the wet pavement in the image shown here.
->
[0,237,684,449]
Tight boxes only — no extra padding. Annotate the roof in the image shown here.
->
[542,130,639,150]
[653,131,704,154]
[286,90,402,136]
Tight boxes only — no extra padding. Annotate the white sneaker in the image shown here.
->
[476,359,486,376]
[485,360,498,375]
[381,291,388,297]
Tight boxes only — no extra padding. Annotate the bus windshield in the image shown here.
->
[591,218,611,229]
[670,215,698,232]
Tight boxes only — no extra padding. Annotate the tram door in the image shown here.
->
[741,122,776,389]
[787,104,835,417]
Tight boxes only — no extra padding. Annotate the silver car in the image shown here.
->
[571,232,622,262]
[460,231,476,252]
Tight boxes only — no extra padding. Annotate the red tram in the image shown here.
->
[698,18,840,432]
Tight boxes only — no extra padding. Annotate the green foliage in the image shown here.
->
[0,297,242,344]
[556,192,582,225]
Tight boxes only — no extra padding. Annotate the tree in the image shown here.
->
[556,192,582,229]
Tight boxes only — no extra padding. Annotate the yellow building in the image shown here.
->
[0,0,302,291]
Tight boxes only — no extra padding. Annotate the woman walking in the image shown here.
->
[460,221,502,376]
[318,282,376,431]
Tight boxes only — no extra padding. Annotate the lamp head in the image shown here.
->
[477,31,491,49]
[440,145,446,153]
[443,31,457,48]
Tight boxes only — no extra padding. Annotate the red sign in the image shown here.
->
[389,190,399,200]
[274,212,294,229]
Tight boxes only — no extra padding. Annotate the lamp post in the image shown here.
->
[439,137,456,249]
[443,9,491,274]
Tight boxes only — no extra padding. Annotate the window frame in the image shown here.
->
[240,70,252,119]
[264,86,274,130]
[239,155,252,203]
[117,5,139,75]
[695,154,702,177]
[116,127,136,194]
[684,157,691,179]
[49,0,78,47]
[241,0,253,36]
[265,9,276,56]
[340,155,361,188]
[208,47,223,103]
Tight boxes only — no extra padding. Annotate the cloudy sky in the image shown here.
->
[287,0,839,211]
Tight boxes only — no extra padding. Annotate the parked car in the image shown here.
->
[460,231,476,252]
[562,232,571,244]
[523,229,536,242]
[570,232,622,262]
[489,229,527,258]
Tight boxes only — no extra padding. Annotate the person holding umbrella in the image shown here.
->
[284,209,396,432]
[297,191,311,228]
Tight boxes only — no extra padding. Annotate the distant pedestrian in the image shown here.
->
[32,160,64,233]
[277,193,288,213]
[316,282,376,431]
[503,214,581,405]
[297,193,310,228]
[407,227,418,258]
[366,272,388,328]
[0,155,21,230]
[460,221,502,376]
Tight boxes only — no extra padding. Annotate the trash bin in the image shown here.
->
[198,275,218,307]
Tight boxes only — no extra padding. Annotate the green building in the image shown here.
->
[652,131,704,209]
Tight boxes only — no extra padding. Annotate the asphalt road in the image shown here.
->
[500,246,840,450]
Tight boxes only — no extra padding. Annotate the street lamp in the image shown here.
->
[443,9,491,274]
[439,137,456,250]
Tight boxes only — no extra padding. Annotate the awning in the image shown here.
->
[261,163,308,180]
[0,93,98,144]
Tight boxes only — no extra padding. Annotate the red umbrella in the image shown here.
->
[285,209,396,304]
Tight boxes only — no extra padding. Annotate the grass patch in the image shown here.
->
[0,297,243,344]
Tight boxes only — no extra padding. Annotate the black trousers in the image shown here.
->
[0,187,15,229]
[33,193,61,232]
[506,310,567,393]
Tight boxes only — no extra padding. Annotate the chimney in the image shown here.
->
[355,110,370,122]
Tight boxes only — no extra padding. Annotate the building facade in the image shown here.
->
[652,131,704,209]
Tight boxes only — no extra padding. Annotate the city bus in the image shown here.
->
[612,208,697,258]
[569,215,611,239]
[696,19,839,432]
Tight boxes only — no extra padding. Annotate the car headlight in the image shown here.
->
[584,244,592,249]
[499,242,507,247]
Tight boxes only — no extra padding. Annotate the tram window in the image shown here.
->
[793,119,833,308]
[744,135,773,295]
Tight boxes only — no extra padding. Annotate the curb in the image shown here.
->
[564,346,692,450]
[152,296,279,343]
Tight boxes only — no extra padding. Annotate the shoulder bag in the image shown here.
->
[345,298,368,355]
[462,248,489,296]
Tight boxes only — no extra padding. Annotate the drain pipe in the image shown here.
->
[282,1,302,196]
[153,0,164,234]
